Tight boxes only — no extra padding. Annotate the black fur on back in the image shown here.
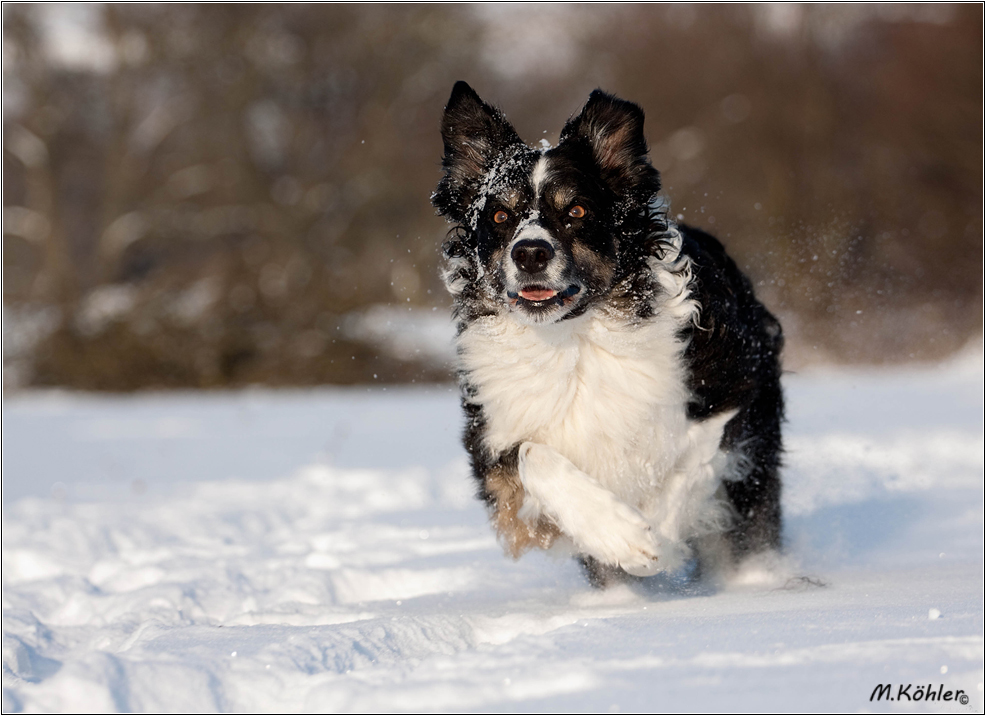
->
[678,225,785,554]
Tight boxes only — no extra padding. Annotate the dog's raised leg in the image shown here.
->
[517,442,660,576]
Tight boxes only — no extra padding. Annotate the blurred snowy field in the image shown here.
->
[2,348,983,712]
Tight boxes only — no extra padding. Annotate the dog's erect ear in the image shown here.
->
[559,90,660,202]
[433,81,524,222]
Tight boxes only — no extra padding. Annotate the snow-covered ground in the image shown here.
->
[3,348,984,712]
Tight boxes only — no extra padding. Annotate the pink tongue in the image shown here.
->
[520,288,557,301]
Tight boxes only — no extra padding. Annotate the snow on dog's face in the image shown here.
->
[434,82,661,324]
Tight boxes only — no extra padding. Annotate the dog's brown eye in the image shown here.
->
[493,210,509,224]
[569,205,586,219]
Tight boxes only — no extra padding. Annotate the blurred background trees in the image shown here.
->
[3,4,982,390]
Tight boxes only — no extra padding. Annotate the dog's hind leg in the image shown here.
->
[720,379,784,561]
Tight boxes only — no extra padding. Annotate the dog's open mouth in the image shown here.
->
[519,287,557,301]
[508,284,582,307]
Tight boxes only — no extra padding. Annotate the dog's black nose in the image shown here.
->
[511,239,555,274]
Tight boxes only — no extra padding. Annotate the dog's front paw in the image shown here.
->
[578,498,661,577]
[518,441,661,576]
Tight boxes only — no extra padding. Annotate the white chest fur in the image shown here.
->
[457,307,694,508]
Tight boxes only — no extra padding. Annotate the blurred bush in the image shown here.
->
[3,5,981,390]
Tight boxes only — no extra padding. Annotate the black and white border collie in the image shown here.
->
[433,82,784,587]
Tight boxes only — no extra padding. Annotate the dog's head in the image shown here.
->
[434,82,661,324]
